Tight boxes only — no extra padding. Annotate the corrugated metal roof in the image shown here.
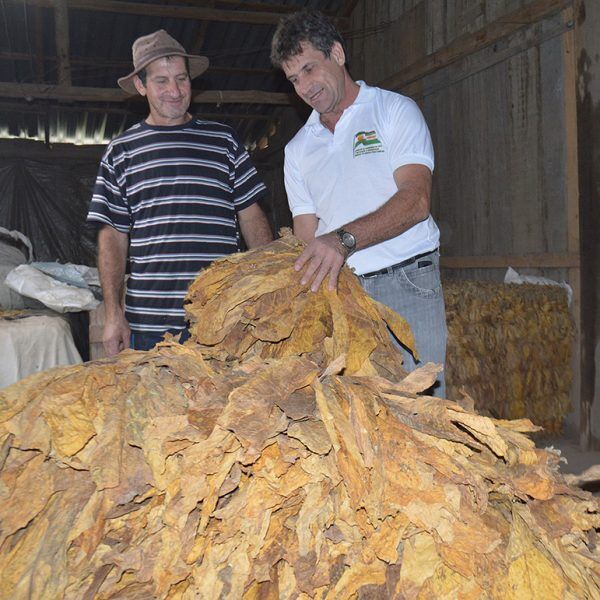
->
[0,0,348,147]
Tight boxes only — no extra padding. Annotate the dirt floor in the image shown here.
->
[541,429,600,494]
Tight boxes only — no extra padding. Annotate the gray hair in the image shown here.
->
[270,10,349,69]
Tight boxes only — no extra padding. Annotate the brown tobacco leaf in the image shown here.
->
[186,232,414,381]
[0,234,598,599]
[287,419,331,455]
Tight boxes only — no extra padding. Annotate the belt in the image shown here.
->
[359,248,438,279]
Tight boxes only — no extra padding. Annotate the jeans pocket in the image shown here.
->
[401,261,442,298]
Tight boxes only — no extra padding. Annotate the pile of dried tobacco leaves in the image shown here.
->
[1,232,598,599]
[445,279,574,432]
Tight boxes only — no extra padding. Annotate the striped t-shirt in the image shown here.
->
[87,117,267,334]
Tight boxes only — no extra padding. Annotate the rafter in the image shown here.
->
[189,0,214,55]
[32,5,45,82]
[7,0,289,25]
[0,100,278,121]
[0,81,293,104]
[157,0,339,18]
[0,52,275,77]
[53,0,71,85]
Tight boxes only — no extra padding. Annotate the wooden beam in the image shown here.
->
[561,6,585,448]
[179,0,340,18]
[33,6,45,82]
[379,0,573,90]
[190,0,213,55]
[9,0,289,25]
[440,253,580,269]
[0,138,106,159]
[213,0,304,13]
[0,81,293,104]
[0,52,274,77]
[0,100,277,121]
[53,0,71,86]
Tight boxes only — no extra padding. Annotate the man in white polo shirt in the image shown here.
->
[271,10,447,396]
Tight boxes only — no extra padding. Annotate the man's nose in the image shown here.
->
[166,79,183,96]
[296,75,310,96]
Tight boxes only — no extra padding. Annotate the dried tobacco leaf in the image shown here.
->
[445,280,574,432]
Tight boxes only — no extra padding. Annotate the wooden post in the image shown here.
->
[561,6,585,447]
[53,0,71,86]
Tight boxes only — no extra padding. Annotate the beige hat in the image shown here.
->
[118,29,209,95]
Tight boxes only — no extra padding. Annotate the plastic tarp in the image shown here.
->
[5,264,99,313]
[0,158,98,265]
[32,262,100,288]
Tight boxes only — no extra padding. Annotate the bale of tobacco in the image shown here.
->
[444,279,574,433]
[0,232,597,599]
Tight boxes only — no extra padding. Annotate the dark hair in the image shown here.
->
[270,9,349,69]
[136,56,190,86]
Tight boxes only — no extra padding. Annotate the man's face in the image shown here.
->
[282,41,346,115]
[134,56,191,126]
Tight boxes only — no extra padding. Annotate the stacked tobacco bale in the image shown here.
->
[444,280,574,433]
[0,233,598,599]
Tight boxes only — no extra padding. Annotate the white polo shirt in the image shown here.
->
[284,81,440,275]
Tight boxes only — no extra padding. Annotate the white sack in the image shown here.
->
[5,264,99,313]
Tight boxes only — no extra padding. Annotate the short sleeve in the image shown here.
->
[86,149,131,233]
[284,141,316,217]
[385,95,434,173]
[230,135,267,211]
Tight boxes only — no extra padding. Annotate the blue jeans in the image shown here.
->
[130,328,190,351]
[359,249,447,397]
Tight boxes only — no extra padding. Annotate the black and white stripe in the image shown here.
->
[87,118,266,333]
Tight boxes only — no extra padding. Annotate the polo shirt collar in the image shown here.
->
[305,80,374,130]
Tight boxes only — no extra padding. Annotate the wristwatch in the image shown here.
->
[335,229,356,256]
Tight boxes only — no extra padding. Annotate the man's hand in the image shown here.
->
[103,311,131,357]
[295,232,347,292]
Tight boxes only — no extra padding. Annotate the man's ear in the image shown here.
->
[133,75,146,97]
[330,41,346,66]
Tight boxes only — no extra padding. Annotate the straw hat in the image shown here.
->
[118,30,209,95]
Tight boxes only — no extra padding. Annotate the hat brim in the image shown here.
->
[118,53,209,95]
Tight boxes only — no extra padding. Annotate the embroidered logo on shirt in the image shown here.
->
[353,130,384,157]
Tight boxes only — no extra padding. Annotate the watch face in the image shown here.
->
[342,232,356,249]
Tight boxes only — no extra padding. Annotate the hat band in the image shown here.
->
[134,45,187,71]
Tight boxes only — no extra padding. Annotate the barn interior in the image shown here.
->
[1,1,600,595]
[1,0,599,448]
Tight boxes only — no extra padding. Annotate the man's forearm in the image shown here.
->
[97,225,128,315]
[238,203,273,248]
[334,165,432,252]
[289,164,432,293]
[341,185,429,251]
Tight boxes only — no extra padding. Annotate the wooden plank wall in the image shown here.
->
[350,0,572,280]
[349,0,589,441]
[424,10,569,283]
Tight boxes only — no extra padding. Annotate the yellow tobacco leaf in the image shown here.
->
[288,420,332,455]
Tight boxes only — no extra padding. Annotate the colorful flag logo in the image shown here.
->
[353,130,383,156]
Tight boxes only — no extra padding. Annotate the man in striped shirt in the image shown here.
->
[87,30,272,356]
